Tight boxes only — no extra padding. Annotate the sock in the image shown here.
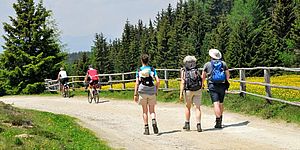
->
[150,113,155,119]
[152,119,157,125]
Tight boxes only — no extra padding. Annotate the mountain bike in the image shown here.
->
[88,83,99,103]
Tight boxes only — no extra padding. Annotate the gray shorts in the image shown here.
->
[208,83,226,103]
[184,89,202,106]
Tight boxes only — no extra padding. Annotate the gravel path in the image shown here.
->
[1,96,300,150]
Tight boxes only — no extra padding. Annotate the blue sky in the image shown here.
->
[0,0,178,53]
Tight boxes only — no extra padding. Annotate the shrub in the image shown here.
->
[22,82,45,94]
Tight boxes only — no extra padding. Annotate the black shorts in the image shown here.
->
[208,83,226,103]
[89,80,99,87]
[60,78,68,85]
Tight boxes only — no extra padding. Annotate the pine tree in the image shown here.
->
[91,33,109,74]
[202,15,230,62]
[271,0,297,66]
[225,0,265,69]
[287,0,300,66]
[147,20,158,67]
[75,52,90,76]
[0,0,66,94]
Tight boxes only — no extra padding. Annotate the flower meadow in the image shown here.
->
[101,75,300,102]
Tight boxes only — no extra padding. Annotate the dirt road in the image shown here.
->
[1,96,299,150]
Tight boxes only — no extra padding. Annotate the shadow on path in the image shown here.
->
[203,121,250,132]
[157,130,181,136]
[223,120,250,128]
[97,100,110,104]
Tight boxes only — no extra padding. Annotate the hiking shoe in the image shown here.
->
[220,115,223,123]
[214,118,222,128]
[152,124,159,134]
[197,123,202,132]
[144,126,150,135]
[152,119,159,134]
[183,122,190,131]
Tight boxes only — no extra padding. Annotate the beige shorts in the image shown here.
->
[138,94,157,106]
[184,89,202,106]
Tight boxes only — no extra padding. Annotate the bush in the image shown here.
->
[22,82,45,94]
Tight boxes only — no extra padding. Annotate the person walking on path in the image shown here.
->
[179,56,203,132]
[134,54,160,135]
[202,49,230,128]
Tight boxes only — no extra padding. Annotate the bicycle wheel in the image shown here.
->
[92,89,96,103]
[88,90,93,103]
[63,88,66,98]
[66,86,70,98]
[94,91,99,103]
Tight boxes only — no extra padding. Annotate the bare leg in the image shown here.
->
[214,101,222,128]
[185,103,191,122]
[149,104,156,119]
[220,103,224,116]
[149,104,159,134]
[142,104,148,125]
[213,101,221,118]
[195,105,201,124]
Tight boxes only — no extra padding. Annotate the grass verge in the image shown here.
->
[0,101,111,149]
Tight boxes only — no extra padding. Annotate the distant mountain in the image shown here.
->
[67,51,91,64]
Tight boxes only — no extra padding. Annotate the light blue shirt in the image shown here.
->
[136,66,158,95]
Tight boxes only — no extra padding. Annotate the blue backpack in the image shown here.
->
[210,60,226,83]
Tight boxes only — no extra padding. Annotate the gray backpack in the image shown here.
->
[184,61,202,91]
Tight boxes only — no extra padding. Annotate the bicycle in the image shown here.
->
[87,83,100,103]
[62,83,70,98]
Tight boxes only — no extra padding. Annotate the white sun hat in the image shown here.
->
[209,49,222,60]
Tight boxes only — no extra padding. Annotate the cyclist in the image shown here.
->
[57,67,68,93]
[84,65,99,91]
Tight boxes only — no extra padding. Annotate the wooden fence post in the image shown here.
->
[264,69,272,104]
[109,75,113,90]
[72,77,75,89]
[164,70,168,89]
[122,73,126,90]
[240,69,246,97]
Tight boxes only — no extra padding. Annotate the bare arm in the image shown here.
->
[84,73,88,82]
[134,78,139,95]
[201,71,207,88]
[134,78,139,102]
[56,73,60,81]
[179,70,184,100]
[225,70,230,80]
[155,76,160,95]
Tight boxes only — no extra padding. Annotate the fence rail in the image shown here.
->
[45,67,300,107]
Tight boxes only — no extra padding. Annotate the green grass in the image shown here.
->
[69,89,300,125]
[0,101,111,149]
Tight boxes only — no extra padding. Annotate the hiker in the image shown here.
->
[134,54,160,135]
[179,56,203,132]
[202,49,230,128]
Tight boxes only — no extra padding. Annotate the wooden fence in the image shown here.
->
[45,67,300,107]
